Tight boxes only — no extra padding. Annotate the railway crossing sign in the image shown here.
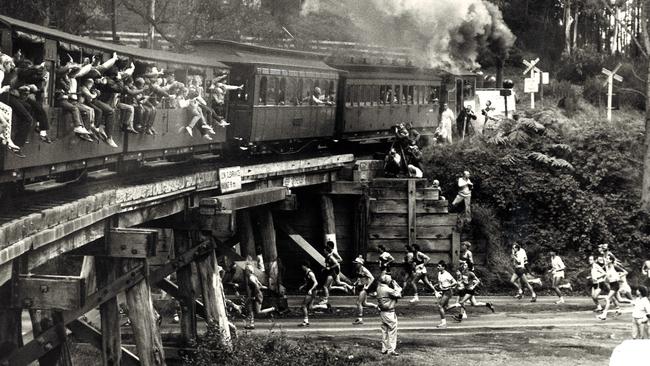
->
[523,58,543,109]
[601,64,623,122]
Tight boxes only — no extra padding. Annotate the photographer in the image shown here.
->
[456,105,477,141]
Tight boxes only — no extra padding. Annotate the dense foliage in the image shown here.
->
[182,326,364,366]
[423,111,650,287]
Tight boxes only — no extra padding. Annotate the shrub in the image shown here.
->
[182,326,366,366]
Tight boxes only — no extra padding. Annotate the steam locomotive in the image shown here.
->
[0,14,476,190]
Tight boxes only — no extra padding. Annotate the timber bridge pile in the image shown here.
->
[0,154,459,365]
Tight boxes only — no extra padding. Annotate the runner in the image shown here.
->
[460,241,475,271]
[510,243,537,302]
[449,260,495,322]
[376,273,402,356]
[409,244,438,303]
[598,243,619,265]
[435,260,458,328]
[402,245,416,299]
[298,262,329,327]
[244,263,276,330]
[548,251,572,304]
[321,240,353,304]
[378,244,395,274]
[617,268,633,304]
[597,257,624,320]
[352,256,379,325]
[587,255,607,312]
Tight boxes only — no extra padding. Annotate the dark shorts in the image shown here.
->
[514,267,526,278]
[458,288,475,297]
[598,282,610,292]
[367,279,379,293]
[609,281,620,292]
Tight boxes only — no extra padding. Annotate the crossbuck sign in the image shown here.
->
[601,64,623,122]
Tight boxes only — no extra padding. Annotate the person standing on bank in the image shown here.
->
[452,171,473,219]
[377,274,402,356]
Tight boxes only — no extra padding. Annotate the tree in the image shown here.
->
[641,1,650,210]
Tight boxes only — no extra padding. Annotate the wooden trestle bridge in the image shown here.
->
[0,154,459,365]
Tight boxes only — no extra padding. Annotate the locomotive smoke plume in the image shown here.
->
[301,0,515,71]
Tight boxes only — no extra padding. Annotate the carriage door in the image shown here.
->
[455,79,463,115]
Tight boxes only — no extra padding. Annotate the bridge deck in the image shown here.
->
[0,154,355,286]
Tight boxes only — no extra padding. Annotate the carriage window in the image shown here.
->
[287,77,297,105]
[328,80,336,103]
[304,79,313,102]
[346,84,353,106]
[278,78,287,105]
[352,85,360,106]
[407,86,414,104]
[419,86,425,104]
[379,85,386,105]
[259,76,268,105]
[428,86,441,103]
[413,86,419,105]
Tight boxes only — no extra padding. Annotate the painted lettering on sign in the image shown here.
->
[282,174,307,188]
[219,166,242,193]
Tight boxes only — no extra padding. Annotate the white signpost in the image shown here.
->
[523,58,540,109]
[601,63,623,122]
[218,166,242,193]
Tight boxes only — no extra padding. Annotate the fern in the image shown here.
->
[518,118,546,132]
[550,157,574,170]
[549,143,573,153]
[487,132,508,145]
[527,152,552,164]
[527,152,574,170]
[507,129,531,144]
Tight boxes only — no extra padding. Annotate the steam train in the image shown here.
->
[0,14,476,189]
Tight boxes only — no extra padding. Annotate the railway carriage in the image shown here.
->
[193,40,341,153]
[0,15,228,184]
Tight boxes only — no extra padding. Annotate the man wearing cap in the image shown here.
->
[377,273,402,356]
[352,256,378,325]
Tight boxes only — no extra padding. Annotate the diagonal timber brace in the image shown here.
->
[1,240,218,366]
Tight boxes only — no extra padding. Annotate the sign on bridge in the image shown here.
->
[219,166,242,193]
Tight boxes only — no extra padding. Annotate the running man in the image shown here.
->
[352,256,379,325]
[298,262,329,327]
[598,257,624,321]
[402,245,416,296]
[244,263,276,330]
[435,260,458,328]
[460,241,475,271]
[321,241,353,304]
[410,244,438,303]
[588,255,607,312]
[548,251,572,304]
[511,243,537,302]
[449,260,495,322]
[378,245,395,274]
[376,274,402,356]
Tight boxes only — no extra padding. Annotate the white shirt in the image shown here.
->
[631,297,650,319]
[551,256,565,274]
[513,248,527,268]
[590,263,606,284]
[606,265,620,283]
[458,177,472,197]
[437,270,456,290]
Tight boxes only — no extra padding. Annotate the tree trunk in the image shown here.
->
[572,9,579,49]
[640,2,650,210]
[148,0,156,49]
[110,0,118,43]
[564,1,573,56]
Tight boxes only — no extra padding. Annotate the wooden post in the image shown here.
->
[96,257,122,366]
[451,229,461,266]
[407,180,417,246]
[121,259,166,365]
[320,195,337,251]
[0,263,22,358]
[195,248,231,346]
[173,230,197,345]
[256,207,279,292]
[237,210,256,260]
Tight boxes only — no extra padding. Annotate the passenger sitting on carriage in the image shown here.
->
[208,74,241,126]
[177,87,213,141]
[54,59,94,143]
[93,72,120,148]
[121,76,145,134]
[0,53,21,154]
[132,77,156,134]
[12,54,54,144]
